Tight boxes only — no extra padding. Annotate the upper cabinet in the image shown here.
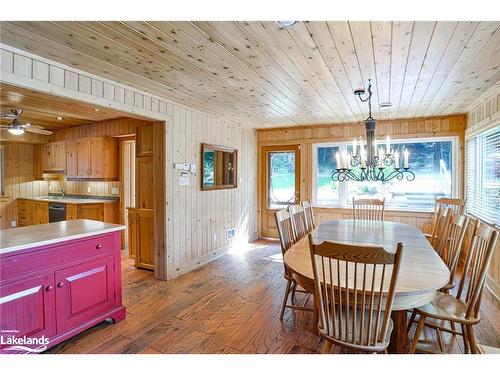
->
[34,137,118,181]
[66,137,118,180]
[44,142,66,172]
[135,125,153,157]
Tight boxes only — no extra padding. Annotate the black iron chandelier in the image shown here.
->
[331,79,415,182]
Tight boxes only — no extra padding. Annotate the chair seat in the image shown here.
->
[414,292,478,324]
[321,309,394,352]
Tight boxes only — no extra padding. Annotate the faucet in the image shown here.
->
[58,187,67,199]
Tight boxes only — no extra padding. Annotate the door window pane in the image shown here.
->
[268,151,296,208]
[314,145,340,206]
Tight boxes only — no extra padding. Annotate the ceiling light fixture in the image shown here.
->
[276,21,299,28]
[93,108,100,112]
[331,79,415,183]
[8,126,25,135]
[56,116,63,120]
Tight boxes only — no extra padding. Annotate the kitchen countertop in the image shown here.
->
[0,219,126,255]
[18,196,118,205]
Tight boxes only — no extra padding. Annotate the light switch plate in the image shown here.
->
[179,175,190,186]
[11,220,16,228]
[111,187,120,195]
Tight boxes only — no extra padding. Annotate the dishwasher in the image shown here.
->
[49,202,66,222]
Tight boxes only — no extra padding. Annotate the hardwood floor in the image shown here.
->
[46,240,500,354]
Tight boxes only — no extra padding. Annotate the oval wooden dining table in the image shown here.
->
[284,219,450,353]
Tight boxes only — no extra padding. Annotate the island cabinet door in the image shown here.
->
[0,273,56,349]
[54,256,115,333]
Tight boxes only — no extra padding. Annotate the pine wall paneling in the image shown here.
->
[257,115,466,238]
[0,143,48,229]
[1,45,259,280]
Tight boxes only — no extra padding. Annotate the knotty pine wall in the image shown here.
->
[257,115,466,238]
[466,85,500,300]
[1,45,259,280]
[165,104,258,278]
[0,143,48,229]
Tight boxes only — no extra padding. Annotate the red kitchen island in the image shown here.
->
[0,219,126,354]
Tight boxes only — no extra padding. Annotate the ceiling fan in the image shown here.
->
[1,108,53,136]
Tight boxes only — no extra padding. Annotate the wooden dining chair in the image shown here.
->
[302,200,316,232]
[275,210,313,320]
[435,197,466,217]
[409,221,498,354]
[427,197,467,241]
[308,234,404,353]
[352,198,385,221]
[427,206,451,250]
[407,214,469,341]
[438,214,470,291]
[288,204,308,241]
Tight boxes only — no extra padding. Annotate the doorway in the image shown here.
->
[260,145,301,238]
[120,139,136,253]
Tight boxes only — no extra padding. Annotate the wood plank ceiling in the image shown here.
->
[0,21,499,128]
[0,83,133,130]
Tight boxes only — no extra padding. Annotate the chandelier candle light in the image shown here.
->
[331,79,415,182]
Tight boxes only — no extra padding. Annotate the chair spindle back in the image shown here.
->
[352,198,385,222]
[308,234,404,351]
[302,200,316,232]
[456,221,498,320]
[289,204,308,241]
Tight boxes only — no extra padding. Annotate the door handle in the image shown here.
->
[45,285,53,291]
[96,243,103,249]
[57,282,65,288]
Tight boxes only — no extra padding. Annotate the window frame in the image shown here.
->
[312,136,459,212]
[465,124,499,226]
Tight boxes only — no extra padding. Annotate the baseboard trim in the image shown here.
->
[485,275,500,302]
[167,234,261,280]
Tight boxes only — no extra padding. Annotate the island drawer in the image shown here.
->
[1,233,116,281]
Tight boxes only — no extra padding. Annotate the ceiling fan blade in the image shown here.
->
[24,126,53,135]
[0,125,11,129]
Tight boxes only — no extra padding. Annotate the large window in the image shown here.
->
[0,145,4,196]
[466,125,499,225]
[314,137,457,211]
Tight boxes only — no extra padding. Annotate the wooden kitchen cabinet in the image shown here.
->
[77,204,104,222]
[72,137,118,180]
[17,199,28,226]
[136,209,155,270]
[135,124,153,157]
[136,157,154,209]
[127,208,137,259]
[26,200,49,225]
[33,144,45,180]
[77,202,118,224]
[65,141,78,178]
[66,204,78,221]
[43,141,66,172]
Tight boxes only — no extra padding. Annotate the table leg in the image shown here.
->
[388,310,410,353]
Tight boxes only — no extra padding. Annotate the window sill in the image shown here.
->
[0,195,12,202]
[312,205,434,215]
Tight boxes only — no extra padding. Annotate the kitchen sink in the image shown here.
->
[38,196,66,200]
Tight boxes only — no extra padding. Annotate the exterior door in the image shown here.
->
[55,256,115,333]
[260,145,301,238]
[0,273,56,350]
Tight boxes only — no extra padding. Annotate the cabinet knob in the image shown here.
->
[45,285,53,291]
[96,243,103,249]
[57,282,65,288]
